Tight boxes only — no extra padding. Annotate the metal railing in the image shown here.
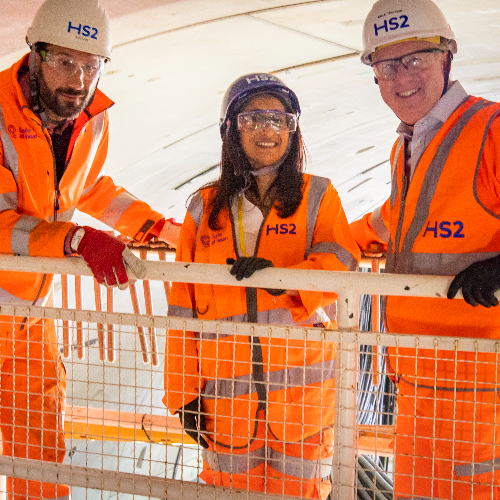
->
[0,253,491,499]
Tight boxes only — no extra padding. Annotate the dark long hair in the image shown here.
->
[199,110,306,231]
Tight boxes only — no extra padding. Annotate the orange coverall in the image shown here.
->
[164,174,360,499]
[0,55,164,499]
[350,96,500,499]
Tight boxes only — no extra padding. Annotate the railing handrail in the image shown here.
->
[0,254,464,299]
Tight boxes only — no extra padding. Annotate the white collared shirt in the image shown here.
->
[396,81,469,180]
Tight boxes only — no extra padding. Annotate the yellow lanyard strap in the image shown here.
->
[237,196,250,257]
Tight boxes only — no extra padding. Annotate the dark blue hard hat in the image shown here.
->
[219,73,301,138]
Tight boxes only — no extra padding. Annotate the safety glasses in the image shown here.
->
[39,50,104,80]
[372,48,444,82]
[237,110,297,133]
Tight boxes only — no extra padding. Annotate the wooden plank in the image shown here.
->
[64,406,195,445]
[64,407,394,456]
[357,424,395,457]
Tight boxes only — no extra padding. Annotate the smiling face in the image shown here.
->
[372,40,448,125]
[36,44,102,121]
[238,94,290,169]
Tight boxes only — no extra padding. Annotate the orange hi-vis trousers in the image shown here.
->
[200,409,334,499]
[392,349,500,500]
[0,316,69,500]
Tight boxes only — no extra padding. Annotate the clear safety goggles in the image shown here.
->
[371,48,444,82]
[40,50,104,80]
[237,110,298,133]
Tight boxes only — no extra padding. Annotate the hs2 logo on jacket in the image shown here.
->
[423,221,465,239]
[266,223,297,235]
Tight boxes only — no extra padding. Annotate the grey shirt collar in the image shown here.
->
[396,81,469,177]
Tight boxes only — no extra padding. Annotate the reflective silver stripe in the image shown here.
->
[305,176,329,258]
[188,192,204,228]
[396,100,494,273]
[91,112,105,159]
[322,303,336,322]
[98,191,137,228]
[258,307,332,327]
[168,304,195,319]
[203,447,266,474]
[391,137,407,272]
[203,446,332,478]
[77,113,105,186]
[203,373,254,399]
[0,191,17,211]
[11,215,39,255]
[267,358,335,392]
[389,137,403,210]
[268,447,333,478]
[308,241,358,271]
[473,109,500,219]
[455,457,500,478]
[0,103,20,182]
[371,206,390,242]
[199,307,333,340]
[202,359,335,399]
[409,251,500,276]
[47,207,76,222]
[82,174,105,196]
[0,286,36,306]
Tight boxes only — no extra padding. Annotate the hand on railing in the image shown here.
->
[362,242,387,258]
[71,227,146,290]
[447,254,500,308]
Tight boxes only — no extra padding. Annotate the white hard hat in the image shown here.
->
[26,0,112,59]
[361,0,457,65]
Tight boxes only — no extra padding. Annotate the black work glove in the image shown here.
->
[447,255,500,308]
[178,398,208,448]
[226,257,273,280]
[226,257,286,295]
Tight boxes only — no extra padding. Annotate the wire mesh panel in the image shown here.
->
[0,256,497,500]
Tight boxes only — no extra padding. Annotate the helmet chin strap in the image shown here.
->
[442,51,453,97]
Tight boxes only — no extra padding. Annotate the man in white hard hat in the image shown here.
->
[350,0,500,498]
[0,0,180,498]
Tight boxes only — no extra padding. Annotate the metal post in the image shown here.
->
[61,274,70,359]
[94,279,105,361]
[75,275,84,360]
[332,289,359,500]
[371,259,380,386]
[140,250,158,366]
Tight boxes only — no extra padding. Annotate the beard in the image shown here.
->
[37,68,96,120]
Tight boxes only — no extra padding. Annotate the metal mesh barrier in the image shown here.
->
[0,254,496,499]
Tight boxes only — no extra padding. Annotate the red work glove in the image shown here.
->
[71,226,146,290]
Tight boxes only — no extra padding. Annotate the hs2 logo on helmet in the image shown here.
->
[68,22,98,40]
[374,13,410,37]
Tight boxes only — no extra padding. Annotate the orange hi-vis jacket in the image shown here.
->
[164,174,360,445]
[350,97,500,499]
[350,96,500,345]
[0,55,163,311]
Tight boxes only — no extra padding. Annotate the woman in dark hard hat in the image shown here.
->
[164,73,360,499]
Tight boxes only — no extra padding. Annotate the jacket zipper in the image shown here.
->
[21,121,57,328]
